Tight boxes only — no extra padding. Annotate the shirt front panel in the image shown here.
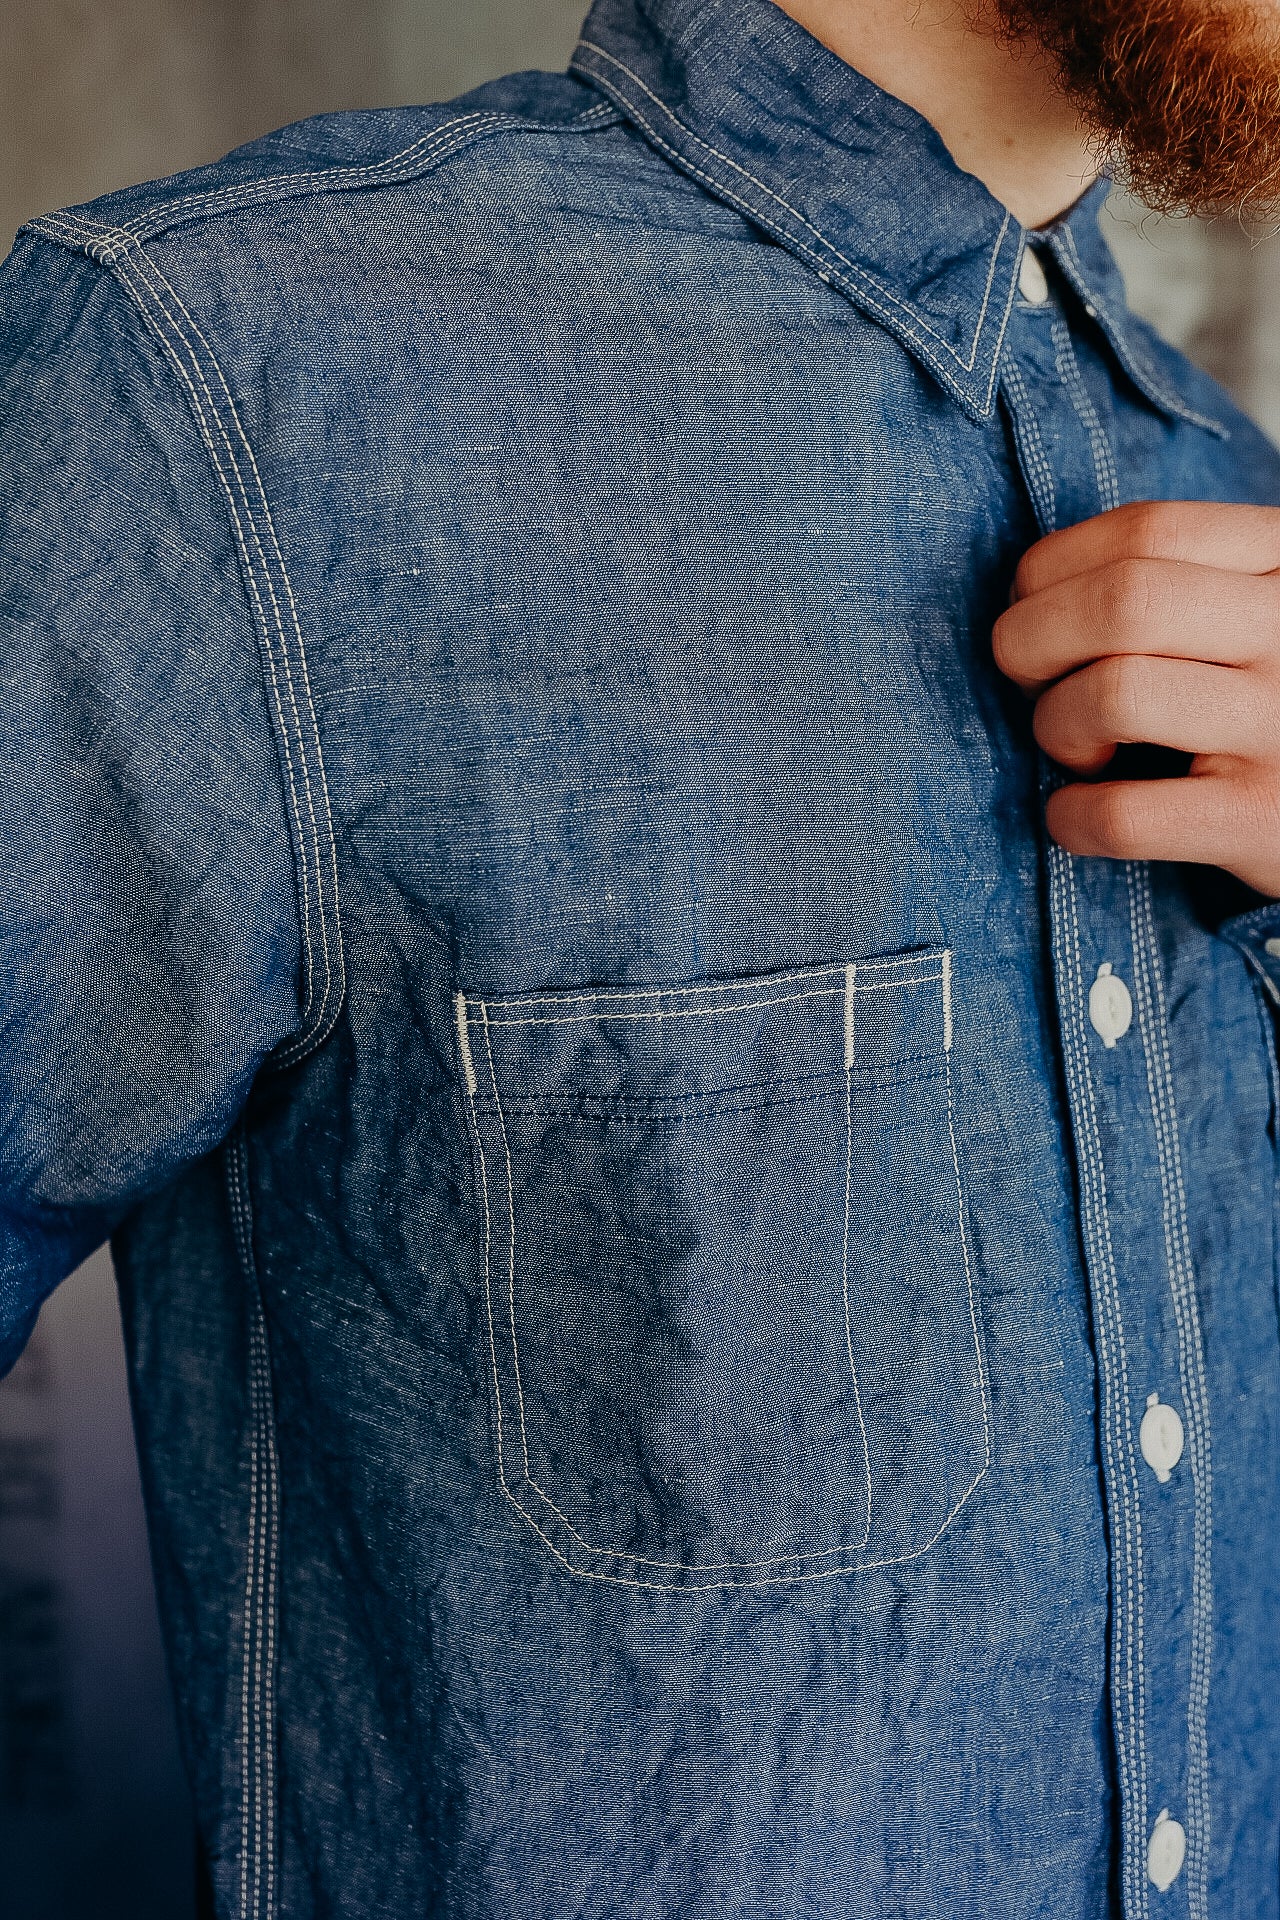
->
[3,1,1279,1914]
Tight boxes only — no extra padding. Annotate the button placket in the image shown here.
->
[1006,324,1209,1919]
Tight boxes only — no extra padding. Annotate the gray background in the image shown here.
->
[0,5,1276,1916]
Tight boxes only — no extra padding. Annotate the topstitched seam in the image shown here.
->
[102,249,325,1037]
[572,41,1012,382]
[226,1137,279,1920]
[464,956,989,1586]
[1051,338,1152,1916]
[1002,363,1058,531]
[473,949,944,1014]
[481,973,945,1028]
[1056,227,1225,439]
[840,999,875,1549]
[1127,865,1214,1918]
[479,1002,859,1571]
[108,242,345,1065]
[1056,847,1150,1919]
[108,249,326,1036]
[25,103,619,257]
[120,244,345,1061]
[477,1072,946,1127]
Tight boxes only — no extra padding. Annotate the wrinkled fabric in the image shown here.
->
[2,0,1280,1914]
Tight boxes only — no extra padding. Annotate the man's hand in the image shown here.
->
[992,500,1280,900]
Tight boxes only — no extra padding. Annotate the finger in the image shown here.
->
[1032,654,1269,772]
[992,556,1278,690]
[1045,769,1280,882]
[1014,500,1280,601]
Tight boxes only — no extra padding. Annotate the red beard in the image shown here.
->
[988,0,1280,214]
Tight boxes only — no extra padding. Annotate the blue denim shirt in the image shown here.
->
[3,0,1280,1914]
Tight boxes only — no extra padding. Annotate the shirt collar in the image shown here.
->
[570,0,1223,433]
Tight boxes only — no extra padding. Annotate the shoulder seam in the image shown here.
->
[23,100,621,261]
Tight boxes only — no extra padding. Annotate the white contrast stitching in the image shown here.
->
[1043,353,1159,1912]
[1049,353,1153,1920]
[474,952,941,1014]
[118,103,616,234]
[841,979,875,1549]
[942,949,954,1053]
[1050,338,1153,1915]
[460,953,991,1587]
[1055,228,1225,439]
[226,1136,279,1920]
[109,244,345,1065]
[1052,846,1150,1919]
[479,967,946,1028]
[26,103,618,256]
[1053,315,1120,513]
[485,985,845,1027]
[1002,363,1058,532]
[106,252,323,1033]
[572,42,1013,385]
[484,979,943,1029]
[125,247,345,1062]
[478,1004,877,1569]
[1127,865,1213,1919]
[843,962,857,1072]
[455,992,478,1099]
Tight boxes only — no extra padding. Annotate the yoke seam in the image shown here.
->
[23,102,620,259]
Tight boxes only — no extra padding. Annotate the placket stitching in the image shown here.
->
[1126,866,1213,1920]
[1053,313,1212,1918]
[1004,341,1152,1919]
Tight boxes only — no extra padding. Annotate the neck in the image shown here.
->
[769,0,1098,228]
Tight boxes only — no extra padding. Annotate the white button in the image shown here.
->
[1139,1393,1185,1483]
[1148,1811,1187,1891]
[1018,248,1050,305]
[1088,963,1133,1047]
[1265,937,1280,959]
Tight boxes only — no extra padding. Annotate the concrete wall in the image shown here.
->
[0,6,1276,1917]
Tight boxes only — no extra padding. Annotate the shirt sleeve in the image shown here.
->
[0,231,306,1373]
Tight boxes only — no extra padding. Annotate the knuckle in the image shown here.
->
[1118,499,1178,562]
[1092,783,1146,857]
[1014,547,1050,600]
[1092,558,1165,640]
[1099,652,1149,739]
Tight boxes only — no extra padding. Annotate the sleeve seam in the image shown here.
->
[23,234,346,1069]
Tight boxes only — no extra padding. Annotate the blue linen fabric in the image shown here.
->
[2,0,1280,1913]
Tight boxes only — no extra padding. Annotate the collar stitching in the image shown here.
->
[1056,227,1226,438]
[575,38,1013,379]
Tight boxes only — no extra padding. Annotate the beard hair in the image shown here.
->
[987,0,1280,216]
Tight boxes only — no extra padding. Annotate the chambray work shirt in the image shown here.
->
[3,0,1280,1913]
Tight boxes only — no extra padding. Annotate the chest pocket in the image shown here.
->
[456,948,990,1591]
